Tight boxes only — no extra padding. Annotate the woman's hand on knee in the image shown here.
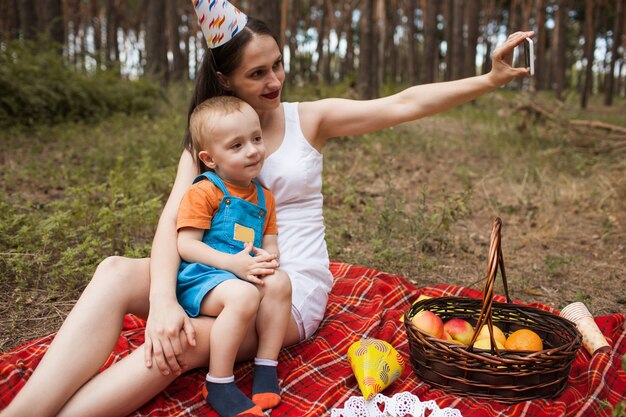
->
[144,300,196,376]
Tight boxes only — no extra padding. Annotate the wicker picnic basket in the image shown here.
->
[404,217,582,403]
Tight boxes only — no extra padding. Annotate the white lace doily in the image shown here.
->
[330,392,463,417]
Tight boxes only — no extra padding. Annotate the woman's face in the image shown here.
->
[222,34,285,115]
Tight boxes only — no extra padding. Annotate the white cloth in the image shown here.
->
[330,393,464,417]
[257,102,333,340]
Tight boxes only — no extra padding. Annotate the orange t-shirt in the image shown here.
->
[177,179,278,237]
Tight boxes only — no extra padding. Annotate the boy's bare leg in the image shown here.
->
[1,257,152,417]
[252,270,293,410]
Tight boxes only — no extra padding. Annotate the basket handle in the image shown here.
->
[468,217,512,350]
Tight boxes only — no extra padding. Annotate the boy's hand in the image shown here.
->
[144,299,196,376]
[231,242,279,284]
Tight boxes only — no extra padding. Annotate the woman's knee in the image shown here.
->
[90,256,151,313]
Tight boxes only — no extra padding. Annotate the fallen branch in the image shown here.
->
[569,119,626,135]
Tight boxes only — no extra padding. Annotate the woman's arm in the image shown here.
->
[300,31,533,148]
[144,150,198,376]
[261,234,279,260]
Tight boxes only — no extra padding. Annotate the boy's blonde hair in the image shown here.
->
[189,96,249,166]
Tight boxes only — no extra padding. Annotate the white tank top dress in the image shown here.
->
[257,102,333,340]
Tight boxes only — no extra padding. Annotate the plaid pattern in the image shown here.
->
[1,262,625,416]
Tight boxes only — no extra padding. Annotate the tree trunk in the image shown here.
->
[323,0,335,84]
[481,0,496,75]
[249,0,281,45]
[554,0,568,101]
[604,0,624,105]
[358,0,378,98]
[287,0,300,85]
[375,0,385,89]
[581,0,596,109]
[421,0,438,83]
[145,0,168,83]
[535,0,547,90]
[465,0,480,78]
[314,0,328,84]
[451,0,464,80]
[0,0,16,41]
[405,0,418,84]
[444,0,454,81]
[167,0,185,81]
[339,0,356,82]
[385,0,398,83]
[46,0,64,48]
[18,0,37,41]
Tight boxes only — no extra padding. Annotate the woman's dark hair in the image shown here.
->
[184,17,278,171]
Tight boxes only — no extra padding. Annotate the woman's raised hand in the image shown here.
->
[488,31,534,87]
[144,299,197,376]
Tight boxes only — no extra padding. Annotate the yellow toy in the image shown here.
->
[347,338,406,400]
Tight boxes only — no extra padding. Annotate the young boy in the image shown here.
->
[176,96,290,417]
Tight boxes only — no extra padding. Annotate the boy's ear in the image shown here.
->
[216,72,231,91]
[198,150,216,169]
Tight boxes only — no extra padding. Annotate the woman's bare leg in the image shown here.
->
[3,262,303,417]
[1,257,152,417]
[55,313,301,417]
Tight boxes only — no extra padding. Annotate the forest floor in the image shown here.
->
[1,89,625,352]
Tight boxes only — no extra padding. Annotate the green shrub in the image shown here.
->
[0,41,162,127]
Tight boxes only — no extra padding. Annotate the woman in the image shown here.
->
[2,16,533,417]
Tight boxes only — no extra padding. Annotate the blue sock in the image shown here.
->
[204,375,263,417]
[252,358,281,410]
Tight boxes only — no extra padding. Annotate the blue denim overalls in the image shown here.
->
[176,171,267,317]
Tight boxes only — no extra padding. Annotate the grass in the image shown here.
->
[1,85,625,353]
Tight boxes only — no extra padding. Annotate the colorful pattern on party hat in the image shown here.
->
[192,0,248,48]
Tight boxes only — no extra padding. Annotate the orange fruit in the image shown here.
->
[504,329,544,351]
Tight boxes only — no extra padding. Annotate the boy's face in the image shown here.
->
[198,105,265,187]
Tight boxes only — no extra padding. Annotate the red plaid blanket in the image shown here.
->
[2,262,625,416]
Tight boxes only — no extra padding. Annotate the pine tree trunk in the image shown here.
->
[249,0,281,42]
[535,0,547,90]
[444,0,454,81]
[375,0,385,90]
[287,0,299,85]
[18,0,37,41]
[604,0,624,105]
[145,0,168,83]
[167,0,185,81]
[481,0,496,75]
[581,0,596,109]
[554,0,568,101]
[405,0,417,84]
[358,0,378,98]
[465,0,480,78]
[451,0,464,80]
[421,0,438,83]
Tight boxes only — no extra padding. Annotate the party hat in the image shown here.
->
[192,0,248,48]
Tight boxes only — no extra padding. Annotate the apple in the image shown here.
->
[410,310,444,339]
[400,295,433,323]
[476,324,507,346]
[473,337,505,350]
[443,318,475,345]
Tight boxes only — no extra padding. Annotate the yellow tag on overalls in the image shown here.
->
[347,338,405,400]
[234,223,255,243]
